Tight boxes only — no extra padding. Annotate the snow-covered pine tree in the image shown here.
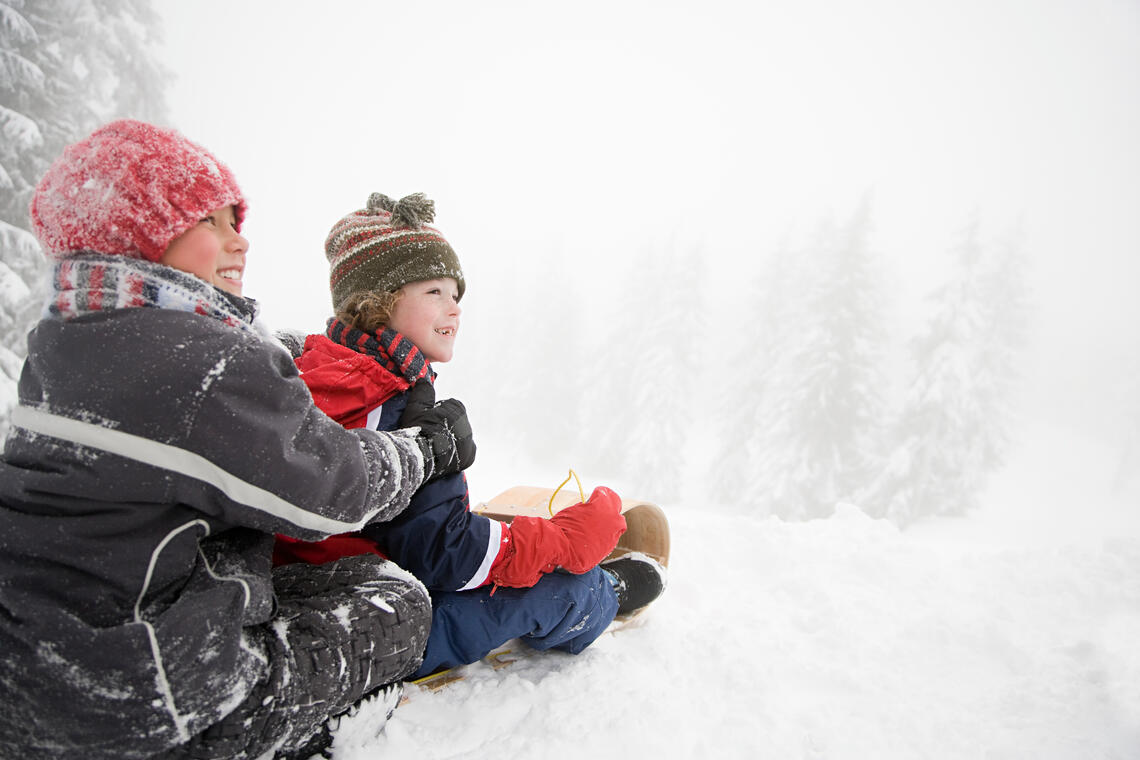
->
[0,0,47,399]
[574,249,641,485]
[0,222,38,434]
[974,226,1030,472]
[752,199,889,520]
[0,0,169,435]
[1112,351,1140,498]
[708,239,795,510]
[0,1,43,202]
[513,249,585,470]
[607,238,704,500]
[1,0,169,229]
[863,217,1028,524]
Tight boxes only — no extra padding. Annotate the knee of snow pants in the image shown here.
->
[156,555,430,760]
[411,566,619,680]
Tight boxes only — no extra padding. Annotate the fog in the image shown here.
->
[159,0,1140,519]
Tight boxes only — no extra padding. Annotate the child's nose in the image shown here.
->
[228,231,249,254]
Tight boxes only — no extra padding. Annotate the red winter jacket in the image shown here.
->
[273,334,511,590]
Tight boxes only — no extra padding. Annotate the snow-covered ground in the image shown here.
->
[329,423,1140,760]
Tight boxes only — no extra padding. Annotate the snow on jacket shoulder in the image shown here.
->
[0,307,426,759]
[295,335,507,591]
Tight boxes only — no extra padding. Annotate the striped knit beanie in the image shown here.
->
[30,119,246,262]
[325,192,464,309]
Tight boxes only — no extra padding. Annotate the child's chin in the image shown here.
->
[215,280,243,297]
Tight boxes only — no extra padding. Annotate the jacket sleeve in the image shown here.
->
[360,473,509,591]
[6,311,427,541]
[169,332,429,540]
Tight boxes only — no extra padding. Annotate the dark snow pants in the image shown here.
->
[155,555,430,760]
[411,566,618,679]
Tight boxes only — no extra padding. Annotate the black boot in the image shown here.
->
[602,553,667,615]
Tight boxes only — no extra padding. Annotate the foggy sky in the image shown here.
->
[159,0,1140,446]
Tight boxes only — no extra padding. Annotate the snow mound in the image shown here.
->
[335,507,1140,759]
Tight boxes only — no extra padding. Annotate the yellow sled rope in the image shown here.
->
[547,468,586,516]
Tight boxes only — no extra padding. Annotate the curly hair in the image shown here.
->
[335,290,404,335]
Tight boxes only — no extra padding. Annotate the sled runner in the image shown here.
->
[408,640,541,694]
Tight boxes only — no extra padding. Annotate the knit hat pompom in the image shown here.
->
[366,192,436,229]
[325,192,464,310]
[29,119,246,262]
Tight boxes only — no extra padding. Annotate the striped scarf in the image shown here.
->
[46,254,257,332]
[325,318,435,385]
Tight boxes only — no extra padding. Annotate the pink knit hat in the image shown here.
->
[30,119,246,262]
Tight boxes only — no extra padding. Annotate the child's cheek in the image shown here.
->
[161,228,220,283]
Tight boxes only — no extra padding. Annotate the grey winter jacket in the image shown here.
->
[0,294,426,758]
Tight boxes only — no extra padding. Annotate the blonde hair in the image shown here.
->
[335,289,404,335]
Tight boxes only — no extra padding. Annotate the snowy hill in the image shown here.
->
[326,425,1140,760]
[331,506,1137,760]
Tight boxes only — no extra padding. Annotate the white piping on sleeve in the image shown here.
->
[457,517,503,591]
[11,405,375,534]
[365,403,384,431]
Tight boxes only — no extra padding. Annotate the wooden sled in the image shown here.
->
[476,486,670,569]
[404,487,671,700]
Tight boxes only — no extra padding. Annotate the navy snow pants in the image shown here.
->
[411,566,619,679]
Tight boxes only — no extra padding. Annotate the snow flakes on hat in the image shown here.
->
[29,119,246,262]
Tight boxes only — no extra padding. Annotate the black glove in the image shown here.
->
[272,328,308,359]
[397,380,475,481]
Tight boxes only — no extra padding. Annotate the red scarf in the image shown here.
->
[325,319,434,386]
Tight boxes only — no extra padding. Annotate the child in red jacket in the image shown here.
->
[277,192,666,677]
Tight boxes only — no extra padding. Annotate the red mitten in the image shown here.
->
[490,486,627,588]
[547,486,627,572]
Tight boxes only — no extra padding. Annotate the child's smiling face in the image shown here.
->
[387,278,462,364]
[159,205,248,296]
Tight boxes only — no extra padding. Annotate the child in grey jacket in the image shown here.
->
[0,119,473,760]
